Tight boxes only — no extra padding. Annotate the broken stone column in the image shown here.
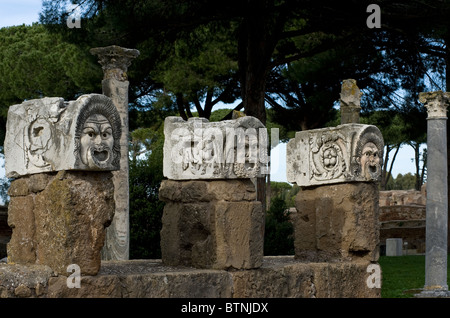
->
[160,116,267,269]
[417,91,450,297]
[90,45,140,261]
[287,123,384,262]
[4,94,121,276]
[340,79,362,124]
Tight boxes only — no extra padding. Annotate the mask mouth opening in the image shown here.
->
[94,150,109,162]
[369,164,377,174]
[365,162,380,180]
[90,147,111,168]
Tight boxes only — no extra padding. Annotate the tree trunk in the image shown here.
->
[237,8,269,125]
[413,142,421,191]
[380,144,391,190]
[237,1,286,211]
[386,145,401,188]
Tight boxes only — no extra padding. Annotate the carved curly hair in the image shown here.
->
[73,94,122,169]
[351,125,384,177]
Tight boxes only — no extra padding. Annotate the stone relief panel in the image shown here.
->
[286,124,384,187]
[5,94,121,178]
[163,116,268,180]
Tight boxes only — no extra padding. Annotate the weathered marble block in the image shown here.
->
[5,94,122,178]
[286,124,384,187]
[163,116,268,180]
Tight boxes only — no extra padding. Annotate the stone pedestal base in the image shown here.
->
[7,171,115,276]
[294,182,380,262]
[415,289,450,298]
[386,238,403,256]
[0,257,381,298]
[159,180,264,269]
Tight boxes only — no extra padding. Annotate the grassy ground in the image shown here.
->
[379,255,450,298]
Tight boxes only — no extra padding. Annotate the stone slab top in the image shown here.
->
[4,94,122,178]
[286,123,384,187]
[163,116,268,180]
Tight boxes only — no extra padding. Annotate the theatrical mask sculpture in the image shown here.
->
[5,94,121,178]
[286,124,384,187]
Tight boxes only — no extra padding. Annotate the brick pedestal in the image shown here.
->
[159,179,264,269]
[7,171,115,275]
[294,182,380,262]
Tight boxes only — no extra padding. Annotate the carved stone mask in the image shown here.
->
[74,94,121,171]
[80,114,114,169]
[4,94,121,178]
[359,142,381,180]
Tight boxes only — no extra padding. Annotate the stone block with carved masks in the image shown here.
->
[286,124,384,187]
[163,116,268,180]
[4,94,122,178]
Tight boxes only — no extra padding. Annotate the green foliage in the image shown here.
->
[208,108,233,122]
[270,182,292,199]
[378,255,450,298]
[129,160,164,259]
[361,110,409,147]
[154,22,238,100]
[0,24,101,146]
[0,24,100,102]
[264,197,294,256]
[385,173,418,191]
[128,105,168,259]
[129,129,165,259]
[270,181,299,207]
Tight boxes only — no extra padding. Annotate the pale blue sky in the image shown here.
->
[0,0,419,183]
[0,0,42,28]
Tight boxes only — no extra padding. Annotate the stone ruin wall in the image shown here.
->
[0,78,382,298]
[379,185,426,254]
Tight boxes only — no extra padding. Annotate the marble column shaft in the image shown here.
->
[90,45,140,261]
[421,91,449,291]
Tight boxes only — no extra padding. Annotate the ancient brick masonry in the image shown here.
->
[0,78,382,298]
[7,171,115,276]
[159,179,263,269]
[295,182,380,262]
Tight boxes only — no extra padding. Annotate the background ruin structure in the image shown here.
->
[340,79,362,124]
